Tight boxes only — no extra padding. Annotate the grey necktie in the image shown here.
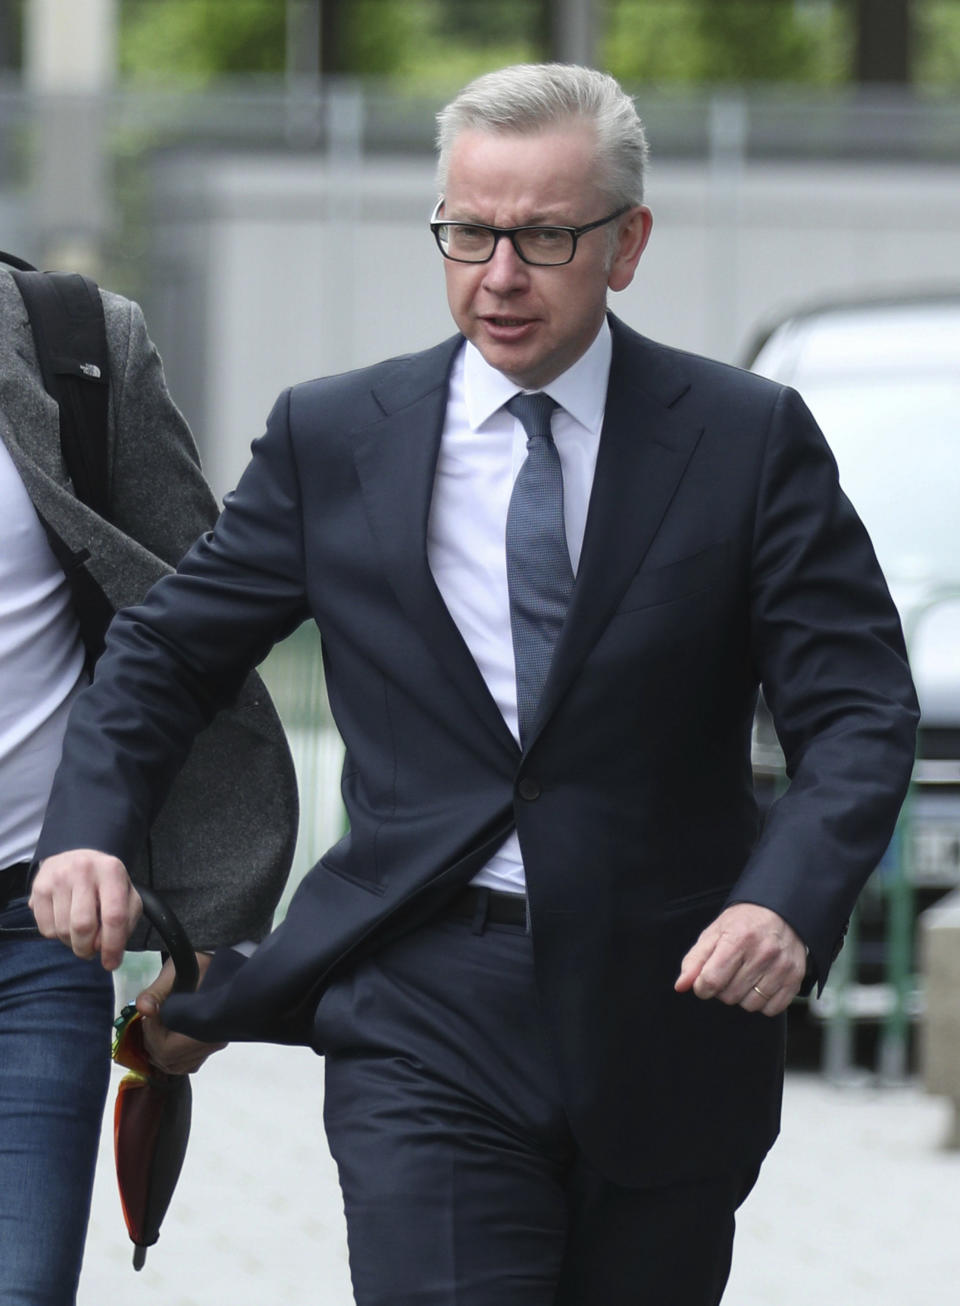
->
[505,392,574,747]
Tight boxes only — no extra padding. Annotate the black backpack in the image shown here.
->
[2,250,114,658]
[1,250,110,519]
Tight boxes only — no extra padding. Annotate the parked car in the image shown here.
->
[746,293,960,1071]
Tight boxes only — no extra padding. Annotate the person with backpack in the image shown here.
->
[0,255,297,1303]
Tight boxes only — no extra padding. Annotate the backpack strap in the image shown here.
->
[5,261,111,520]
[3,254,115,661]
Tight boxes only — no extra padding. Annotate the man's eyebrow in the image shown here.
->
[444,211,571,227]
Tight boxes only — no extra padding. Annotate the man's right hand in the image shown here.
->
[29,850,142,971]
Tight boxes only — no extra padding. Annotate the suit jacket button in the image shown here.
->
[518,778,541,801]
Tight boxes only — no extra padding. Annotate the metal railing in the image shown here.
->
[814,585,960,1083]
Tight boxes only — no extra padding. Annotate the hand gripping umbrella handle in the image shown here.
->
[135,886,199,994]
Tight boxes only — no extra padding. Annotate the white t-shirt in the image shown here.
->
[0,438,87,868]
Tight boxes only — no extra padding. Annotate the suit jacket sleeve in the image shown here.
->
[729,384,918,984]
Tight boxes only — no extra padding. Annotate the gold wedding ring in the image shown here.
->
[752,984,771,1000]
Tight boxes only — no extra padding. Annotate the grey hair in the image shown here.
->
[435,63,649,207]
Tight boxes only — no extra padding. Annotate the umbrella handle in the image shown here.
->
[135,886,199,994]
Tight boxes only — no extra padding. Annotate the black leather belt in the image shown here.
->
[446,886,528,931]
[0,862,31,912]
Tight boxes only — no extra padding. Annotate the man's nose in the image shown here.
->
[481,236,529,293]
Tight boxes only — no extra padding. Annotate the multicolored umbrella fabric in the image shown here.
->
[111,887,199,1270]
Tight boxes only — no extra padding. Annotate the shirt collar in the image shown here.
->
[463,318,612,433]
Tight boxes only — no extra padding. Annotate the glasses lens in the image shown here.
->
[438,223,494,262]
[514,227,575,265]
[434,221,576,265]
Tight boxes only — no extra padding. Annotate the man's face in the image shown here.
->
[440,125,651,390]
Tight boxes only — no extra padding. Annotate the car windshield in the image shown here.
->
[801,374,960,586]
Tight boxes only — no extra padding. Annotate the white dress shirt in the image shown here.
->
[427,321,612,895]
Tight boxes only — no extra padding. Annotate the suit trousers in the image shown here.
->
[313,910,760,1306]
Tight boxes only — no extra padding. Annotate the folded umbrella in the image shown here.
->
[111,886,199,1270]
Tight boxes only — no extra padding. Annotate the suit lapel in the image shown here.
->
[352,338,519,760]
[351,321,704,759]
[529,319,705,744]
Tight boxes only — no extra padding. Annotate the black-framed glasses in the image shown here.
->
[429,199,631,267]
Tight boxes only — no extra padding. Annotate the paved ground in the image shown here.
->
[78,1041,960,1305]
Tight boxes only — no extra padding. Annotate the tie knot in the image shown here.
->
[506,392,558,444]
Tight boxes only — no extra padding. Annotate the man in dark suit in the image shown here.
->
[31,64,917,1304]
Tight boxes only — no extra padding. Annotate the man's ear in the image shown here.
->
[608,206,653,293]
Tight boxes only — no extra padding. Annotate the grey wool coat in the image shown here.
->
[0,267,298,949]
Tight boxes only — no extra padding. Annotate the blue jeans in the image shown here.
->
[0,898,114,1305]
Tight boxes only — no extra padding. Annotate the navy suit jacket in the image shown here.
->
[37,314,918,1184]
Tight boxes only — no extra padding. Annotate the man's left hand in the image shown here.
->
[135,954,227,1074]
[674,903,807,1016]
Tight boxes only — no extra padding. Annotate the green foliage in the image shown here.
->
[117,0,541,92]
[605,0,849,88]
[336,0,432,77]
[434,0,543,47]
[119,0,286,84]
[0,0,25,71]
[604,1,703,84]
[695,1,848,84]
[917,0,960,90]
[114,0,960,91]
[378,0,538,93]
